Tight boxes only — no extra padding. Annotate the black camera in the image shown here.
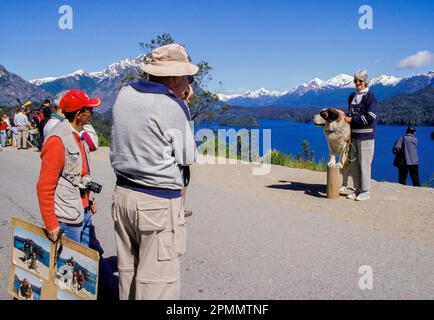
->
[79,176,102,194]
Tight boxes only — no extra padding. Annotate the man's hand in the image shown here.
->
[183,85,194,103]
[48,227,60,242]
[345,116,352,123]
[89,198,97,215]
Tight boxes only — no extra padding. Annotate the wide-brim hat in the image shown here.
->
[141,44,199,77]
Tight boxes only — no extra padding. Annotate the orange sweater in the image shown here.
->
[36,133,89,231]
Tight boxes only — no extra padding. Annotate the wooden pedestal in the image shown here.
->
[327,166,340,200]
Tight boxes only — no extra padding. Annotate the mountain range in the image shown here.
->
[1,56,433,113]
[30,57,143,113]
[218,72,434,107]
[0,64,52,107]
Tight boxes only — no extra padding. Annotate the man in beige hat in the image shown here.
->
[110,44,198,300]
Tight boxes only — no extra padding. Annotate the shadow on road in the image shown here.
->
[266,180,327,198]
[98,255,119,301]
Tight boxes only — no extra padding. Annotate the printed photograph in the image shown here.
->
[55,246,98,300]
[57,289,81,301]
[12,267,43,300]
[12,226,51,280]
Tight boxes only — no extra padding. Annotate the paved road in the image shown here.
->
[1,148,433,299]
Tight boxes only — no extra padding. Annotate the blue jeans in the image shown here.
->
[59,209,104,255]
[0,130,6,147]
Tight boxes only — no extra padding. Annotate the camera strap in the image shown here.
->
[53,230,64,268]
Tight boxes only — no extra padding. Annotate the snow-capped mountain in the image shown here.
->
[218,88,288,107]
[27,55,434,111]
[219,72,434,107]
[30,57,144,112]
[291,77,325,96]
[30,77,58,86]
[369,75,401,86]
[216,93,242,101]
[323,74,354,88]
[31,57,143,84]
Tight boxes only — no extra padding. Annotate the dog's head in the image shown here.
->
[320,109,343,122]
[313,108,344,126]
[312,114,326,126]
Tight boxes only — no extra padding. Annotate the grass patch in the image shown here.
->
[421,174,434,188]
[268,150,327,172]
[198,134,327,173]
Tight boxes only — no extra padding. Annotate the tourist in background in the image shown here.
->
[44,94,66,137]
[81,124,99,152]
[36,99,52,151]
[393,126,420,187]
[0,116,8,147]
[13,107,32,150]
[10,110,19,148]
[2,114,11,146]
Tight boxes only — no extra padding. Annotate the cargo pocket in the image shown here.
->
[137,200,170,232]
[64,147,82,183]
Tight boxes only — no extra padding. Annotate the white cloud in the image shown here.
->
[398,50,434,69]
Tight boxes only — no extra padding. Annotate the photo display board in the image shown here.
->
[8,218,99,300]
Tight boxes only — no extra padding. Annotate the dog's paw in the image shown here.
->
[327,161,336,167]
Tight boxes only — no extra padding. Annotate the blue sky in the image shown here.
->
[0,0,433,93]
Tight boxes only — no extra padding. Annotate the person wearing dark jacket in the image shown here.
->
[36,99,52,151]
[393,126,420,187]
[345,69,377,201]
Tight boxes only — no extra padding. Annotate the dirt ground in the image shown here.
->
[192,155,434,247]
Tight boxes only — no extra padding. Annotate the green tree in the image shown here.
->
[297,140,315,162]
[98,133,110,147]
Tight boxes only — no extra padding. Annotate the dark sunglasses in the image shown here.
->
[354,79,364,84]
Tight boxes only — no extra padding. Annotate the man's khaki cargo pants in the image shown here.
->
[112,186,186,300]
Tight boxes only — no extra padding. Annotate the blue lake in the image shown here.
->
[197,119,434,185]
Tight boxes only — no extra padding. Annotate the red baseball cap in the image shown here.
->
[59,90,101,113]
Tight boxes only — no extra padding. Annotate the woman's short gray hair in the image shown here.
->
[354,69,369,85]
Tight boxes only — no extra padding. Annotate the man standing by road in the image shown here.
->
[110,44,198,300]
[0,115,8,147]
[36,90,118,298]
[14,107,32,150]
[36,90,103,248]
